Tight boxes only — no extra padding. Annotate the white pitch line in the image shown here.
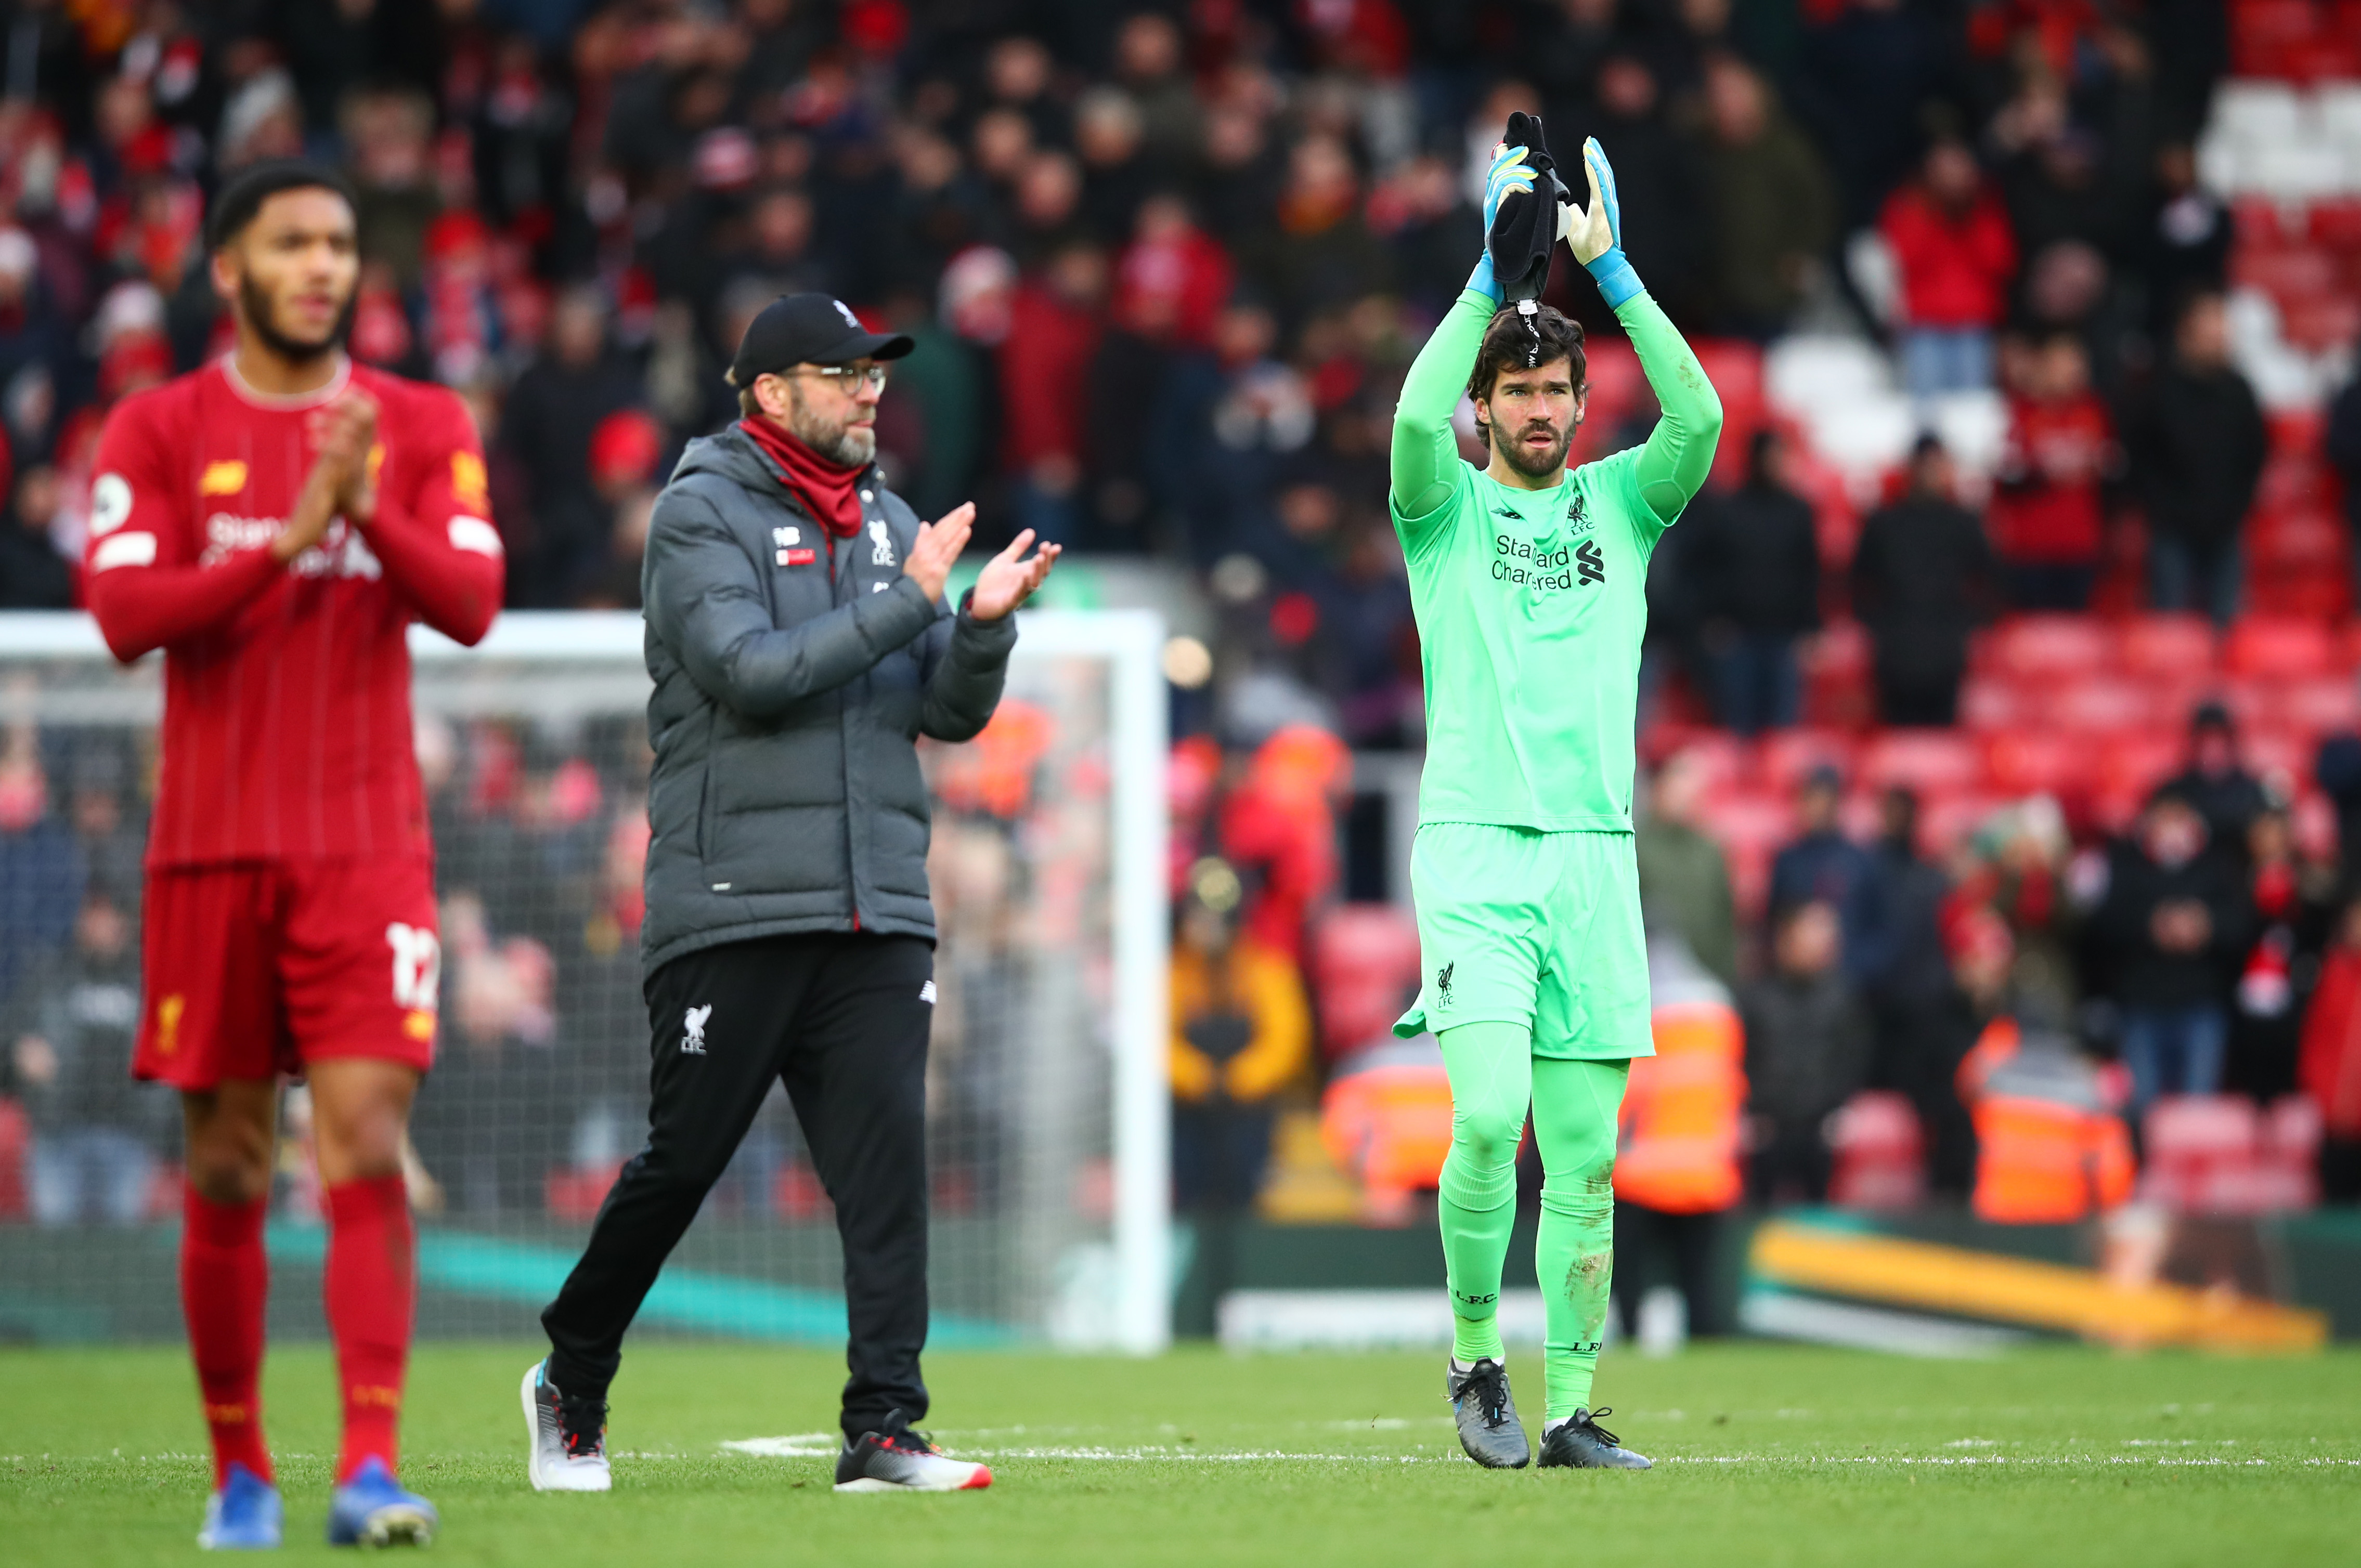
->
[721,1439,2357,1469]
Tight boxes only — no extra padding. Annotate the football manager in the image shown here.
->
[523,293,1058,1495]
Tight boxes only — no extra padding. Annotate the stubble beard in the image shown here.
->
[238,270,355,366]
[1490,419,1573,479]
[785,378,876,466]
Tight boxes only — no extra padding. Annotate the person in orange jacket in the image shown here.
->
[1170,857,1312,1212]
[1954,970,2135,1224]
[1613,934,1747,1337]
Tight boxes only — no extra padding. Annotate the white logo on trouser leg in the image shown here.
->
[682,1004,712,1054]
[919,981,937,1004]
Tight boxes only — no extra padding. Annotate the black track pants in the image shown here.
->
[543,932,934,1440]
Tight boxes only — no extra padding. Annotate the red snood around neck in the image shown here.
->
[739,416,864,538]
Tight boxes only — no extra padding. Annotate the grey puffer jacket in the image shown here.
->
[639,424,1015,975]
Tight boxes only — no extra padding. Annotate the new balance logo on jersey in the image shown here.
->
[682,1004,712,1055]
[1435,962,1455,1009]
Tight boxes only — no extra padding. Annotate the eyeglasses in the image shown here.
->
[794,363,889,393]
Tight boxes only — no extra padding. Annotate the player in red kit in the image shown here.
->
[83,161,502,1550]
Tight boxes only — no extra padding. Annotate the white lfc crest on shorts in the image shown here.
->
[682,1004,712,1055]
[868,518,895,566]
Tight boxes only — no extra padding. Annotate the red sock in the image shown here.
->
[324,1174,415,1483]
[181,1185,273,1488]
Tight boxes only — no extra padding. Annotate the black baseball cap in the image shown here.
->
[728,293,914,385]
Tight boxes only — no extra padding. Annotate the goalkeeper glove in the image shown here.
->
[1468,140,1537,301]
[1486,110,1573,308]
[1568,136,1643,309]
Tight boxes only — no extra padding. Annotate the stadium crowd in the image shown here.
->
[2,1,2360,1245]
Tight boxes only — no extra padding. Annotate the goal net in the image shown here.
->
[0,609,1169,1353]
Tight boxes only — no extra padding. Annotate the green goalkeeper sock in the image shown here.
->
[1532,1056,1630,1420]
[1436,1022,1532,1367]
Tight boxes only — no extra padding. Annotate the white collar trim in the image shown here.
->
[219,351,352,410]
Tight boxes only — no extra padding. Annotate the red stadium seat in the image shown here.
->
[2047,677,2156,735]
[1827,1091,1924,1211]
[1309,904,1424,1061]
[2141,1095,2261,1214]
[2269,677,2361,739]
[2225,616,2337,678]
[1582,337,1645,430]
[1860,729,1984,794]
[1957,676,2029,733]
[1985,615,2109,682]
[1755,727,1858,792]
[1916,791,2002,856]
[2116,615,2217,687]
[1983,730,2090,797]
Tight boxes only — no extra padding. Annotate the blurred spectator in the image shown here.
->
[1867,788,1952,1092]
[1636,747,1739,986]
[2138,143,2229,336]
[0,737,82,1007]
[1681,428,1820,736]
[2124,289,2264,627]
[2157,700,2271,867]
[1585,55,1710,323]
[1741,899,1872,1205]
[1769,765,1885,986]
[1000,241,1106,546]
[1694,55,1835,336]
[1911,905,2014,1200]
[344,86,442,294]
[1955,1007,2135,1225]
[2,886,161,1226]
[1239,133,1393,334]
[1792,0,1953,230]
[1615,934,1745,1339]
[1,462,73,608]
[499,284,641,607]
[2328,372,2361,611]
[2299,896,2361,1204]
[1879,139,2016,401]
[1849,435,1995,726]
[1989,333,2115,611]
[1963,799,2081,1026]
[1170,858,1312,1213]
[2090,793,2252,1116]
[2228,805,2334,1104]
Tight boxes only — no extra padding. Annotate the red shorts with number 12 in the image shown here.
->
[132,858,442,1089]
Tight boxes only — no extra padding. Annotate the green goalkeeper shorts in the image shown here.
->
[1393,822,1655,1061]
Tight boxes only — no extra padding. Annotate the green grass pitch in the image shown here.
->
[5,1341,2357,1566]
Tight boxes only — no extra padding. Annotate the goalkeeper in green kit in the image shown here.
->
[1392,116,1721,1470]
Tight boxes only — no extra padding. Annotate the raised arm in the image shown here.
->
[1390,289,1493,530]
[1622,293,1722,527]
[1390,143,1542,541]
[84,395,289,661]
[1567,138,1722,533]
[356,390,504,646]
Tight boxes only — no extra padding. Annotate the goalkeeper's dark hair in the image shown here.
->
[1468,303,1586,403]
[206,159,357,252]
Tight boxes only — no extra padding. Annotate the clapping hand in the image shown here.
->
[970,529,1060,622]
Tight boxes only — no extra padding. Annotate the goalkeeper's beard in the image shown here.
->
[784,377,877,466]
[1487,416,1574,479]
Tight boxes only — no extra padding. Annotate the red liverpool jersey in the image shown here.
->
[84,356,505,866]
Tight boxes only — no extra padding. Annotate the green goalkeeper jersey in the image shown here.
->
[1391,288,1721,833]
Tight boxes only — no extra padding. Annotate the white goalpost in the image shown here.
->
[0,607,1170,1355]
